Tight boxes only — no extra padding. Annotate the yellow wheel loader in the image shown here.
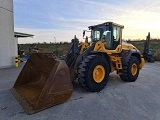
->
[11,22,145,114]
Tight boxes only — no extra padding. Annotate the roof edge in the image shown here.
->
[14,32,34,38]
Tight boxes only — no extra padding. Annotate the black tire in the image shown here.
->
[120,56,139,82]
[78,55,110,92]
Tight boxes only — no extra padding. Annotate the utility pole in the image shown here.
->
[54,37,56,43]
[54,37,58,56]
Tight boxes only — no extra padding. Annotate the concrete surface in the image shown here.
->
[0,62,160,120]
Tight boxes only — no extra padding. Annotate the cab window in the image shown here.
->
[113,26,120,49]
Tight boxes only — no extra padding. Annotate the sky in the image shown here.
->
[14,0,160,44]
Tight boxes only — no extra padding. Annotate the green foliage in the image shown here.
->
[20,43,71,57]
[20,39,160,61]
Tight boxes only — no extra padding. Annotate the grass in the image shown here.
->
[128,40,160,61]
[20,43,71,56]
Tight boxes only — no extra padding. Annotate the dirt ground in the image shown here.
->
[0,62,160,120]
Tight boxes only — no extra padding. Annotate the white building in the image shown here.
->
[0,0,33,68]
[0,0,15,68]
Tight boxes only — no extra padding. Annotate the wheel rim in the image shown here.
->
[131,63,137,76]
[93,65,105,83]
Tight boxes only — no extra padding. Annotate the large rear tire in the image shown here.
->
[120,56,139,82]
[78,55,110,92]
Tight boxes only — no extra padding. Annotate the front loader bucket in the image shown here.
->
[11,53,73,114]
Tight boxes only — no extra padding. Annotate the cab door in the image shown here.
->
[112,26,121,50]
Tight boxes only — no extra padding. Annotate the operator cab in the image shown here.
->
[88,22,124,50]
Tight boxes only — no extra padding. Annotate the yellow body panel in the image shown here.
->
[122,44,138,50]
[79,42,90,54]
[93,41,122,54]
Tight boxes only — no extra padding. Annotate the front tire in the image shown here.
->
[120,56,139,82]
[78,55,110,92]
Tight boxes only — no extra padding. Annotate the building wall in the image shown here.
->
[0,0,17,68]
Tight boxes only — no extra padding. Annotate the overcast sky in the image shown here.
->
[14,0,160,43]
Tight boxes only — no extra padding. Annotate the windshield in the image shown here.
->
[91,25,110,42]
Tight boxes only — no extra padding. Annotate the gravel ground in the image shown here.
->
[0,62,160,120]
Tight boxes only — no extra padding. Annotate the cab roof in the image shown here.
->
[88,21,124,29]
